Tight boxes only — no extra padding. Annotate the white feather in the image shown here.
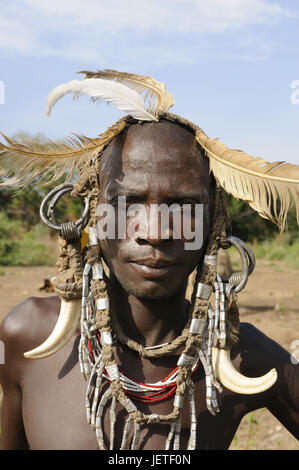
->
[46,78,158,121]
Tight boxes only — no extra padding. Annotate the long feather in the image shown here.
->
[46,78,158,122]
[0,133,104,189]
[196,129,299,229]
[79,69,175,114]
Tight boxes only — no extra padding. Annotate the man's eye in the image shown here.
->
[178,199,199,206]
[126,196,144,204]
[109,198,119,206]
[125,198,137,205]
[108,197,142,207]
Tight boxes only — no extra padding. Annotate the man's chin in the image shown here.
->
[118,278,187,300]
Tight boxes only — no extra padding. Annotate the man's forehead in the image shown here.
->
[101,121,207,174]
[121,142,197,172]
[99,121,211,198]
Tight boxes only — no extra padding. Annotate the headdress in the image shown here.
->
[1,70,299,449]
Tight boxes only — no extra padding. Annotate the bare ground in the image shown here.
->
[0,260,298,450]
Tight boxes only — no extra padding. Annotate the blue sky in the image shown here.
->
[0,0,299,164]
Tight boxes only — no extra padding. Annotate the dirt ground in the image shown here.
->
[0,259,298,450]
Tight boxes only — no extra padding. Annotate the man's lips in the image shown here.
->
[128,257,178,278]
[129,257,177,268]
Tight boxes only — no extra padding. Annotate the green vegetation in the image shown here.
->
[0,212,56,266]
[226,192,299,241]
[226,192,299,270]
[0,183,80,266]
[250,235,299,270]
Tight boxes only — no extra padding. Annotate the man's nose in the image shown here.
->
[134,206,173,246]
[137,231,171,246]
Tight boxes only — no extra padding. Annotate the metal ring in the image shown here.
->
[223,235,255,295]
[40,183,89,235]
[47,186,74,227]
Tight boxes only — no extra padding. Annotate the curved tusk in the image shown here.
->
[212,347,277,394]
[24,299,81,359]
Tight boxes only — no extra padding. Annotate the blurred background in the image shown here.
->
[0,0,299,450]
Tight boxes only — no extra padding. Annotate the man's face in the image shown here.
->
[97,121,212,299]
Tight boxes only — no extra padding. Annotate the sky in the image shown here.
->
[0,0,299,164]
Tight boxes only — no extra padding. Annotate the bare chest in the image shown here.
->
[20,338,247,450]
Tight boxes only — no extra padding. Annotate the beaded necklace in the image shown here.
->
[87,331,201,405]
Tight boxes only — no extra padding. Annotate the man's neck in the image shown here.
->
[110,281,189,348]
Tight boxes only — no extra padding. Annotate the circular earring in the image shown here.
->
[39,182,89,240]
[220,235,255,297]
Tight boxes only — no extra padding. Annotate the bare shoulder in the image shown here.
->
[234,322,292,371]
[0,296,61,358]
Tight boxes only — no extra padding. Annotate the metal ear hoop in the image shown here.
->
[221,235,255,296]
[40,183,89,240]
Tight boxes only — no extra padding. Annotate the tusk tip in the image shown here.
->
[268,368,278,382]
[24,350,47,360]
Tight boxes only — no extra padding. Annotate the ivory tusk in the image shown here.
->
[212,347,277,394]
[24,299,81,359]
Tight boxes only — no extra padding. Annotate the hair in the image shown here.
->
[52,113,240,449]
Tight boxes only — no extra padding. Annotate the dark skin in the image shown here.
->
[0,121,298,450]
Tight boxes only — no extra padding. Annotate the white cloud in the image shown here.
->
[22,0,291,32]
[0,0,293,62]
[0,16,39,54]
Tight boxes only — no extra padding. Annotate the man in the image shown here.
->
[0,71,298,450]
